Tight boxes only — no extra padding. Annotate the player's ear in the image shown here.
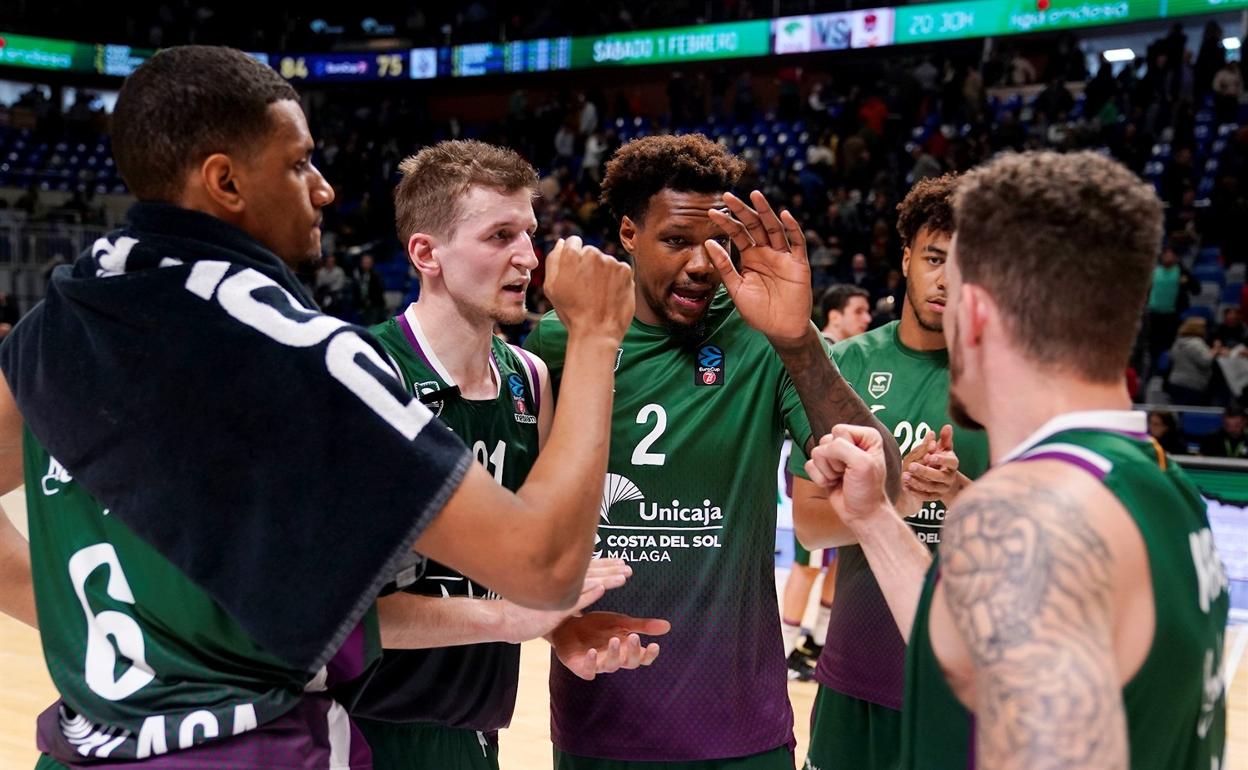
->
[198,153,244,214]
[619,216,638,255]
[901,245,912,279]
[408,233,440,277]
[961,284,992,348]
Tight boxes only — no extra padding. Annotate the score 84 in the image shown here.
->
[279,56,309,79]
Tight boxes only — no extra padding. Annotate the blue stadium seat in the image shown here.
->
[1194,264,1225,285]
[1197,247,1221,265]
[1224,284,1244,304]
[1181,411,1222,438]
[1180,306,1215,323]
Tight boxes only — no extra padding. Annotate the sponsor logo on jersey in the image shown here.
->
[695,344,725,387]
[42,456,73,496]
[508,372,537,424]
[415,380,445,417]
[595,472,724,562]
[868,371,892,399]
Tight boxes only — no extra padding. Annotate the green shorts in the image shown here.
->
[793,534,835,569]
[356,718,500,770]
[554,745,792,770]
[804,686,900,770]
[34,756,66,770]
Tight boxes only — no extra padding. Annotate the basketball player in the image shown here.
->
[525,134,899,770]
[788,174,989,770]
[340,140,668,770]
[780,283,871,680]
[0,46,635,768]
[806,151,1229,769]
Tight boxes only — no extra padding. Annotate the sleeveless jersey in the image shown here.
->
[788,321,988,708]
[341,307,542,731]
[901,412,1230,769]
[25,430,379,768]
[525,290,819,761]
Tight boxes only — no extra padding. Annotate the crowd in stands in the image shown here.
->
[1,18,1247,446]
[1,0,893,51]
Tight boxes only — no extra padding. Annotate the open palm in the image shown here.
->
[549,611,671,680]
[706,190,813,344]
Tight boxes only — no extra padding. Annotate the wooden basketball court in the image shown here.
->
[0,488,1243,769]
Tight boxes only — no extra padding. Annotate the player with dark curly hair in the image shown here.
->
[788,172,989,770]
[526,133,899,770]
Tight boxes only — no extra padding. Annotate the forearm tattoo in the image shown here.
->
[941,476,1127,770]
[777,331,902,501]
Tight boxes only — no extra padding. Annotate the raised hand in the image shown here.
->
[544,236,635,343]
[805,424,893,528]
[548,611,671,680]
[705,190,813,345]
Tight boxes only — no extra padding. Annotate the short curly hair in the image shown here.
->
[113,46,299,202]
[600,134,746,223]
[896,173,959,248]
[953,151,1163,382]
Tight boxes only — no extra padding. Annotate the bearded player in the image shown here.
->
[788,174,989,770]
[807,151,1228,769]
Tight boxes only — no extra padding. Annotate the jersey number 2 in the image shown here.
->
[632,404,667,466]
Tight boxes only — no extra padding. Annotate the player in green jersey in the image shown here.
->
[339,140,667,770]
[0,46,639,769]
[781,284,872,681]
[526,134,899,770]
[787,175,989,770]
[805,151,1229,769]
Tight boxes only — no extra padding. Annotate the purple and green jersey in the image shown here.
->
[788,321,988,709]
[902,412,1229,769]
[341,308,542,734]
[525,290,821,762]
[25,430,379,768]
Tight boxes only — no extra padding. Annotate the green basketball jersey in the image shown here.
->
[525,289,819,761]
[902,411,1230,770]
[788,320,989,709]
[25,429,380,766]
[343,307,542,732]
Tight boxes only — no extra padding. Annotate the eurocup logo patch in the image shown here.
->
[508,373,536,424]
[696,344,725,387]
[868,372,892,399]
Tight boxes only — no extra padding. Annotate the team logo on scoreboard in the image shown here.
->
[868,371,893,399]
[695,345,725,387]
[508,373,537,424]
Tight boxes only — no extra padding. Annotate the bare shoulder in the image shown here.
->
[937,459,1139,768]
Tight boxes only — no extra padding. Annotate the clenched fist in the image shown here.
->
[545,236,635,345]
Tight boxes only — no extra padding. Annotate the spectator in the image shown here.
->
[1147,409,1187,455]
[0,293,19,327]
[1213,306,1246,348]
[353,254,387,325]
[1194,21,1226,99]
[1167,316,1222,405]
[1197,400,1247,458]
[314,253,347,313]
[1212,62,1243,124]
[1147,245,1200,373]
